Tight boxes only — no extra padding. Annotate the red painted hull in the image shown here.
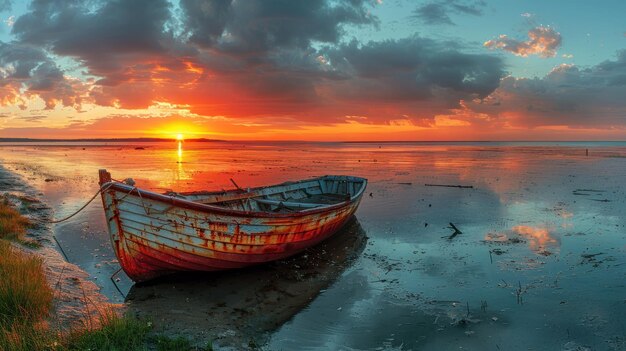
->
[99,171,366,282]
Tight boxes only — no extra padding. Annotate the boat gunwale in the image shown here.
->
[101,175,367,219]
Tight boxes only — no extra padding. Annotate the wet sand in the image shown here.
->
[0,141,625,350]
[0,164,112,329]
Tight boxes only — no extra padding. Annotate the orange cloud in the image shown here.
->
[484,26,561,58]
[1,1,625,141]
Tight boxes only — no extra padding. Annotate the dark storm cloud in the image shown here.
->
[325,37,505,103]
[165,0,380,115]
[176,0,375,108]
[179,33,506,121]
[471,50,626,127]
[8,0,374,105]
[26,61,64,90]
[0,41,47,79]
[181,0,377,53]
[0,41,60,90]
[4,0,511,122]
[12,0,176,86]
[0,41,85,108]
[413,0,485,25]
[180,0,230,48]
[12,0,171,55]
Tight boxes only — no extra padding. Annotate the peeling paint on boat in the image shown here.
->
[99,169,367,282]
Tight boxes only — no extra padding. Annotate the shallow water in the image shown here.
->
[0,141,625,350]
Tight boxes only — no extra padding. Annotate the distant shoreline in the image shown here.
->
[0,137,223,142]
[1,138,625,144]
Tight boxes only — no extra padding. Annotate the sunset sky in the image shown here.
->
[0,0,625,141]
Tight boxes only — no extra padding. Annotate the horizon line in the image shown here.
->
[1,138,626,143]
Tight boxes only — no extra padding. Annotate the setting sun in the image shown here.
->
[1,1,625,350]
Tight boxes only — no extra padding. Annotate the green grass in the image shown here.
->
[0,241,54,351]
[0,241,52,326]
[64,313,213,350]
[0,198,31,242]
[0,320,53,351]
[64,310,152,351]
[0,199,211,351]
[153,335,205,351]
[0,196,40,248]
[0,197,53,350]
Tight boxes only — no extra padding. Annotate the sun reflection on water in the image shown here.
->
[175,140,187,182]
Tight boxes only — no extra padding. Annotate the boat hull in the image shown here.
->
[99,173,365,282]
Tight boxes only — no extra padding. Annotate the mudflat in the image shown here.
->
[0,141,624,350]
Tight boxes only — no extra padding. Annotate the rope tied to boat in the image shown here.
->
[36,183,113,224]
[116,182,154,215]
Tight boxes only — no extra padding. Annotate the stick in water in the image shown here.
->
[230,178,243,191]
[448,222,462,239]
[425,184,473,189]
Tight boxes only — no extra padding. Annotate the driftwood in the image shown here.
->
[448,222,462,239]
[590,198,611,202]
[425,184,473,189]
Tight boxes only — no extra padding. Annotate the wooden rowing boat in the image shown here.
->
[98,169,367,282]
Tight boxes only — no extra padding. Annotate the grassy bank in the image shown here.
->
[0,196,32,242]
[63,312,214,351]
[0,199,212,350]
[0,240,53,350]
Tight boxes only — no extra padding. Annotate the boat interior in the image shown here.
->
[169,176,367,213]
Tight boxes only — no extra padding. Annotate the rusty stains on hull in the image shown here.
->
[98,169,367,282]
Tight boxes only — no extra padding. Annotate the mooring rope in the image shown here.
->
[38,183,113,224]
[116,184,153,215]
[110,267,127,299]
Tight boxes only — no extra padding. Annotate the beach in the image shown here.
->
[0,163,111,330]
[0,141,625,350]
